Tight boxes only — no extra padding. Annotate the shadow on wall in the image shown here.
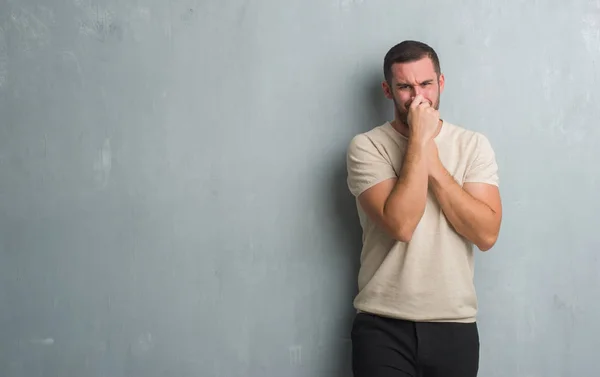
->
[326,69,390,376]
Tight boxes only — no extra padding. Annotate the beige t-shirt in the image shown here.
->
[346,120,499,323]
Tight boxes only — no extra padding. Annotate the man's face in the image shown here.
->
[383,57,445,126]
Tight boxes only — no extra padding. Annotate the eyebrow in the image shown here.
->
[396,80,434,87]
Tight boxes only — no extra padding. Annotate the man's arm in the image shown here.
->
[427,134,502,251]
[428,167,502,250]
[347,96,439,242]
[357,139,429,242]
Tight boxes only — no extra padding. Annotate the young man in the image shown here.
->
[346,40,502,377]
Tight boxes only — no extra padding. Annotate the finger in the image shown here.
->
[410,95,424,108]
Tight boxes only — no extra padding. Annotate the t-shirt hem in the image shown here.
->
[355,306,477,323]
[350,174,398,197]
[463,178,499,187]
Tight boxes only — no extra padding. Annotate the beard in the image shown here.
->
[394,93,440,127]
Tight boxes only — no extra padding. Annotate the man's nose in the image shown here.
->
[410,89,425,103]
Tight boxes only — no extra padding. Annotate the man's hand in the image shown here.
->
[407,95,439,146]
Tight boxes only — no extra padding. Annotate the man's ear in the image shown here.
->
[438,73,445,93]
[382,80,393,99]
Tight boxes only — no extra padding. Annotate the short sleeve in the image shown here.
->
[463,133,499,186]
[346,134,397,197]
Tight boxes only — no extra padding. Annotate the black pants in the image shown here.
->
[351,312,480,377]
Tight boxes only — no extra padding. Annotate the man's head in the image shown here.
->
[382,40,445,127]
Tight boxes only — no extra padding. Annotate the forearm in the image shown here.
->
[429,166,498,250]
[383,140,429,241]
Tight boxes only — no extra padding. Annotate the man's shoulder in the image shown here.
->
[347,122,396,152]
[441,120,495,151]
[442,120,480,139]
[346,122,399,198]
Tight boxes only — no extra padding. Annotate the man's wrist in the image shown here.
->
[408,135,429,150]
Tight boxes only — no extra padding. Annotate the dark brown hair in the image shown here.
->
[383,40,441,83]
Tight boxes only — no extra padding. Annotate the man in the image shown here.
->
[346,40,502,377]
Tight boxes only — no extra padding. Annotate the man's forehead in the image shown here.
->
[391,60,437,83]
[391,58,435,72]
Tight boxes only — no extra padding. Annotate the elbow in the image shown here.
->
[382,206,424,243]
[477,215,502,251]
[393,224,416,243]
[387,213,423,243]
[477,233,498,251]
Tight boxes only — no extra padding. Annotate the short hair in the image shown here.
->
[383,40,441,83]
